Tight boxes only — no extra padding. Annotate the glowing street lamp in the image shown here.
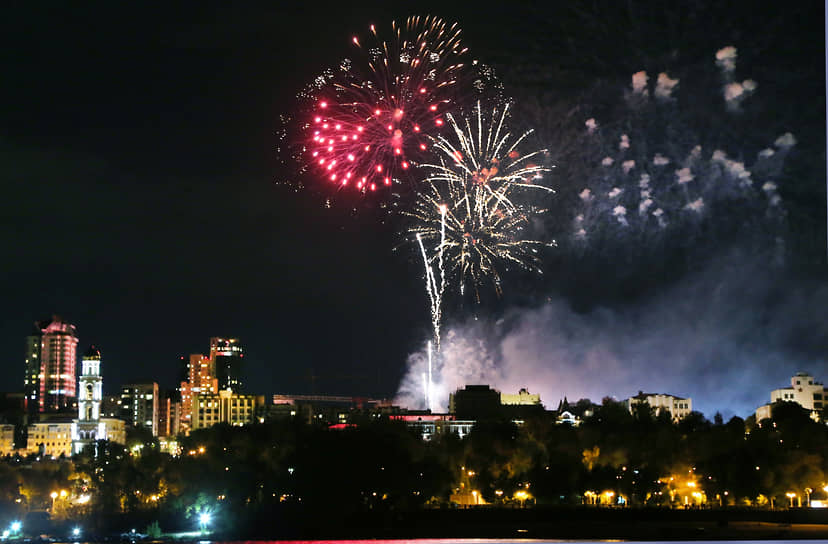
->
[198,512,211,534]
[10,522,21,533]
[50,491,58,512]
[786,492,796,508]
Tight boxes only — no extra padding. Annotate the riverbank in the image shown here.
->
[14,507,828,542]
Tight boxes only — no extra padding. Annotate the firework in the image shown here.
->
[417,205,446,348]
[297,16,500,197]
[408,103,554,301]
[568,63,792,249]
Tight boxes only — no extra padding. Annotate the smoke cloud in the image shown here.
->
[396,251,828,420]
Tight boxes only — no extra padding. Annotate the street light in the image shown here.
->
[786,492,796,508]
[50,491,58,512]
[10,522,21,533]
[198,512,211,534]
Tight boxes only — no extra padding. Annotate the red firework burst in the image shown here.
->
[307,15,469,193]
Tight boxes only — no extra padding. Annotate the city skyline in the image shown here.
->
[2,2,825,419]
[12,319,828,424]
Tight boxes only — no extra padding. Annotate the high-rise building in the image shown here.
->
[38,317,78,412]
[23,324,43,414]
[100,395,121,418]
[178,354,217,435]
[210,337,243,392]
[120,383,159,436]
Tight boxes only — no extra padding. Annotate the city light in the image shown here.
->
[198,512,211,533]
[786,492,797,507]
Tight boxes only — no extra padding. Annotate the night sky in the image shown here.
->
[2,1,825,417]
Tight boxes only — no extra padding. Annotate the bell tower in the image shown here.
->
[72,345,104,454]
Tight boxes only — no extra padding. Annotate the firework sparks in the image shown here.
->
[408,103,554,301]
[301,16,496,195]
[416,204,446,349]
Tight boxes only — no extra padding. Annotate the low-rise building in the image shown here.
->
[755,372,827,423]
[500,388,541,406]
[556,410,582,426]
[27,420,74,457]
[101,417,126,445]
[0,424,15,455]
[770,372,826,412]
[192,389,265,430]
[625,392,692,422]
[390,414,475,440]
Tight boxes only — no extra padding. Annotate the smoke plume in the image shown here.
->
[396,251,827,419]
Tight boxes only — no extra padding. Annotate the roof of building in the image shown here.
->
[631,391,687,400]
[84,345,101,358]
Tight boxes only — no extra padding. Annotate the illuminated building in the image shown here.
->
[38,317,79,412]
[755,372,827,422]
[101,417,126,445]
[270,394,393,424]
[556,410,582,426]
[210,337,243,392]
[191,389,265,430]
[500,388,541,406]
[390,414,475,441]
[448,385,547,420]
[156,391,174,437]
[69,346,125,454]
[770,372,826,411]
[23,325,44,414]
[100,395,121,418]
[0,424,14,455]
[625,392,692,421]
[120,383,159,435]
[71,346,104,453]
[168,400,181,436]
[178,354,218,435]
[28,420,74,457]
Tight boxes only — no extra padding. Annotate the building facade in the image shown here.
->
[28,421,74,457]
[390,414,475,441]
[72,346,105,454]
[210,337,243,392]
[500,388,542,406]
[38,317,79,412]
[756,372,827,422]
[179,353,218,435]
[0,424,15,456]
[191,390,264,430]
[625,392,692,421]
[449,385,502,419]
[770,372,826,412]
[120,383,159,435]
[23,328,42,415]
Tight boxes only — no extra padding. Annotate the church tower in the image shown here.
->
[72,345,104,454]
